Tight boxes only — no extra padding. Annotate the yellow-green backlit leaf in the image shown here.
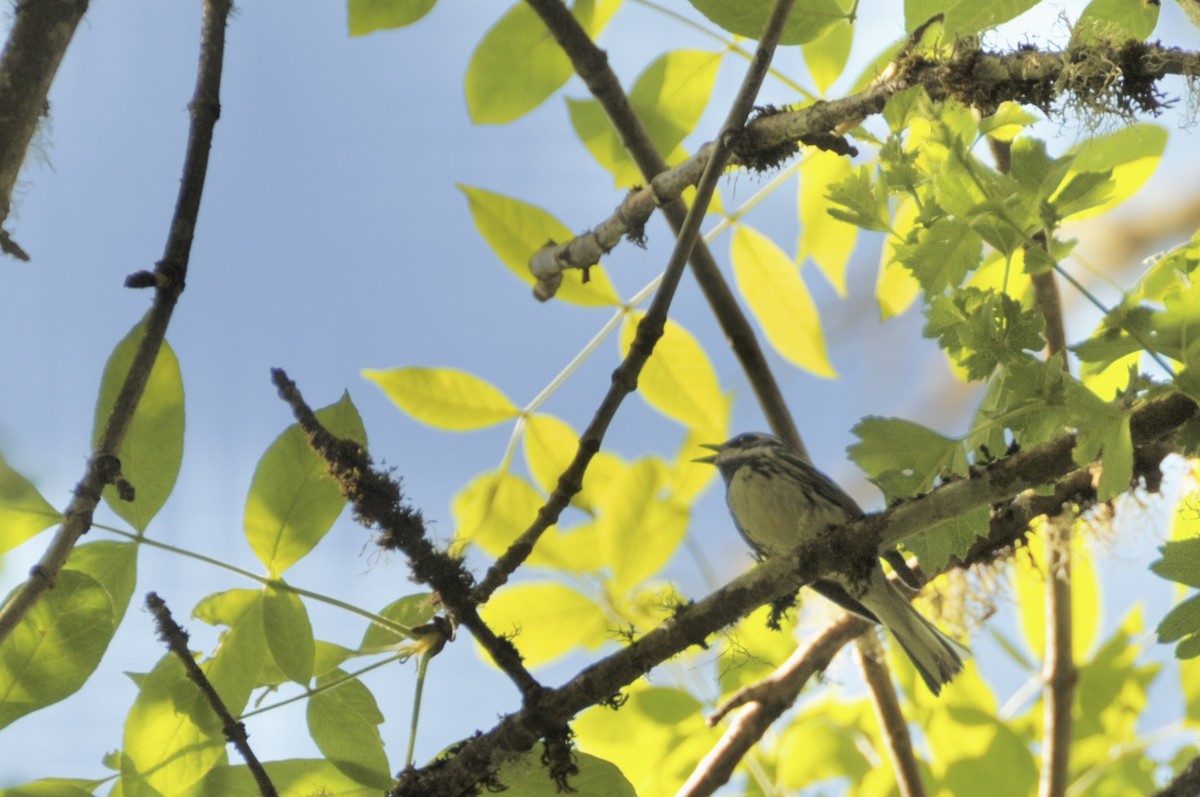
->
[465,0,619,124]
[568,50,721,186]
[346,0,436,35]
[687,0,843,44]
[799,150,858,295]
[620,313,728,437]
[452,470,543,555]
[244,393,365,575]
[802,16,853,94]
[1062,124,1166,220]
[458,185,621,306]
[597,458,688,593]
[359,593,438,653]
[732,225,836,378]
[307,672,391,790]
[92,318,185,532]
[523,413,625,513]
[364,366,518,430]
[199,759,378,796]
[0,570,114,729]
[0,458,60,554]
[478,583,607,667]
[574,686,720,796]
[263,584,315,685]
[877,198,922,319]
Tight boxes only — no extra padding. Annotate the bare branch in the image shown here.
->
[858,631,927,797]
[146,592,278,797]
[0,0,232,645]
[0,0,89,260]
[1155,754,1200,797]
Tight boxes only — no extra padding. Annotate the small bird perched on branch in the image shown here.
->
[697,432,969,695]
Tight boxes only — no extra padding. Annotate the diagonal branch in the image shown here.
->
[393,388,1196,795]
[521,0,804,454]
[0,0,232,645]
[0,0,89,260]
[858,631,927,797]
[146,592,278,797]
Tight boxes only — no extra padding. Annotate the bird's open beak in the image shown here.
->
[693,443,720,464]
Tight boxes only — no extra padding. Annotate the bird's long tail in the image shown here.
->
[857,568,970,696]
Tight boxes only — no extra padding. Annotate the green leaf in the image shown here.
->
[925,288,1045,380]
[1075,0,1159,43]
[619,312,728,438]
[849,416,965,500]
[0,570,114,729]
[121,653,225,795]
[199,759,378,796]
[0,457,61,554]
[776,709,872,787]
[977,102,1039,141]
[189,589,268,719]
[92,318,185,532]
[933,706,1038,796]
[801,14,853,94]
[0,779,105,796]
[826,165,890,232]
[465,0,619,124]
[66,539,138,622]
[1152,538,1200,589]
[458,185,621,306]
[1157,593,1200,646]
[799,150,858,296]
[477,583,608,667]
[893,218,984,296]
[686,0,843,44]
[492,750,637,796]
[568,50,721,185]
[307,671,391,789]
[943,0,1040,37]
[346,0,436,35]
[1061,124,1166,220]
[263,584,315,685]
[244,392,365,575]
[1068,382,1132,501]
[731,225,836,378]
[597,458,687,593]
[904,505,989,571]
[364,366,518,430]
[358,593,438,653]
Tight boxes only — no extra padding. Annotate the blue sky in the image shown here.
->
[1,0,1198,789]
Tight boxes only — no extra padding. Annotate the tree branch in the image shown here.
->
[858,631,927,797]
[146,592,278,797]
[0,0,231,645]
[1155,753,1200,797]
[521,0,804,454]
[0,0,89,260]
[531,42,1200,292]
[389,390,1196,796]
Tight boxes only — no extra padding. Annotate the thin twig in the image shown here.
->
[521,0,805,455]
[145,592,278,797]
[0,0,232,645]
[857,632,927,797]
